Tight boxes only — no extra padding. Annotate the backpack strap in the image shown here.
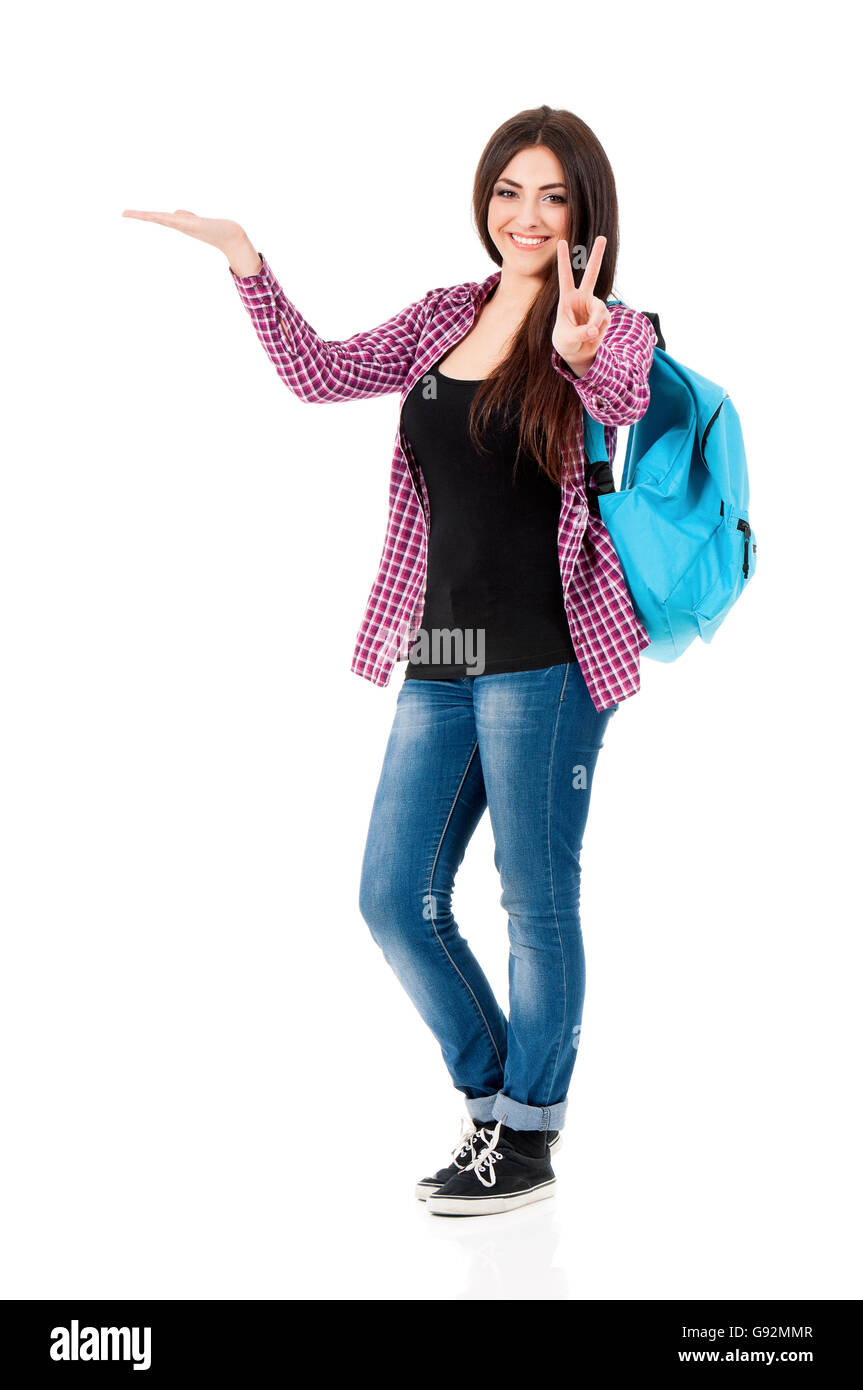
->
[581,410,614,514]
[608,297,667,351]
[580,303,618,512]
[582,304,666,512]
[642,310,665,350]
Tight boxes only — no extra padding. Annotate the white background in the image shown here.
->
[2,0,860,1301]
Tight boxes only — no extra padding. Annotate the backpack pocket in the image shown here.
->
[693,511,757,635]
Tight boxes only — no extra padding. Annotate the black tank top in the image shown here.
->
[400,356,577,680]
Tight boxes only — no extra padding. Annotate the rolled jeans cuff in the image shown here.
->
[492,1092,568,1132]
[465,1095,498,1123]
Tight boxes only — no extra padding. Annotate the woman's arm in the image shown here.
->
[551,304,657,427]
[229,243,439,404]
[121,210,437,405]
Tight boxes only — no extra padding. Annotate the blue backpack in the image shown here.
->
[581,307,756,662]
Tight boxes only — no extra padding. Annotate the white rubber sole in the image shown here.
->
[415,1133,561,1202]
[426,1177,557,1217]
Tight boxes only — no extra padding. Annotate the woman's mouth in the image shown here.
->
[507,232,551,250]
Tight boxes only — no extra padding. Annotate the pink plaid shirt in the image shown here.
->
[230,252,657,710]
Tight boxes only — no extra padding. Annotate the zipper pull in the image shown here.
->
[737,519,751,579]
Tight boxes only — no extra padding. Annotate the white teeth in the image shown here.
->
[510,233,549,246]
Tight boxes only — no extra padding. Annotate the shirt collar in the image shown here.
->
[450,269,501,309]
[470,269,501,308]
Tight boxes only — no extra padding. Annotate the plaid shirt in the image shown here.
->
[230,252,656,710]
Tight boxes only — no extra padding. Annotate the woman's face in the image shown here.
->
[487,145,571,278]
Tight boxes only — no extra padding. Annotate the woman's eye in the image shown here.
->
[493,189,566,203]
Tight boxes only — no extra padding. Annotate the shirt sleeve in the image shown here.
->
[551,304,657,426]
[230,252,438,403]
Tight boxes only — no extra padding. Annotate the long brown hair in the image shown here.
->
[469,105,620,486]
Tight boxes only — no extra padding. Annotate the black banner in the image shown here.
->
[1,1300,859,1376]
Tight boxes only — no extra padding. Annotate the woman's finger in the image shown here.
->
[556,240,577,298]
[122,210,183,227]
[564,323,590,353]
[584,299,611,338]
[121,209,200,229]
[579,235,607,299]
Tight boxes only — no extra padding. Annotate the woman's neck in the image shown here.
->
[487,265,546,318]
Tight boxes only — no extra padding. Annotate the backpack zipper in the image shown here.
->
[737,519,751,578]
[701,397,728,456]
[720,501,753,580]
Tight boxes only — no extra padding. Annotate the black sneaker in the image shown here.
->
[415,1119,561,1202]
[415,1119,497,1201]
[425,1117,557,1216]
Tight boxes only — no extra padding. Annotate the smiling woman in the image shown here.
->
[464,110,624,487]
[122,101,657,1222]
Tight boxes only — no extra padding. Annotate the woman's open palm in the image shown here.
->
[552,235,611,375]
[121,207,243,254]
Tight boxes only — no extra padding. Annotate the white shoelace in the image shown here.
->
[451,1118,497,1171]
[463,1116,506,1188]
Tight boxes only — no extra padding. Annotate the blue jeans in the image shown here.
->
[359,661,618,1131]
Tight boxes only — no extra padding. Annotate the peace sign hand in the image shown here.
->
[551,236,612,377]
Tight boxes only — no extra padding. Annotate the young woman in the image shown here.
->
[123,104,656,1218]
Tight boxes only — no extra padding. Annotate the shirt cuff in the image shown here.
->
[229,250,274,308]
[551,340,614,413]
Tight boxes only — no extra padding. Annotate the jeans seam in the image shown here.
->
[427,739,505,1076]
[545,666,569,1106]
[559,662,571,702]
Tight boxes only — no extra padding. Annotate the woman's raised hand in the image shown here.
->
[551,235,612,376]
[121,208,250,260]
